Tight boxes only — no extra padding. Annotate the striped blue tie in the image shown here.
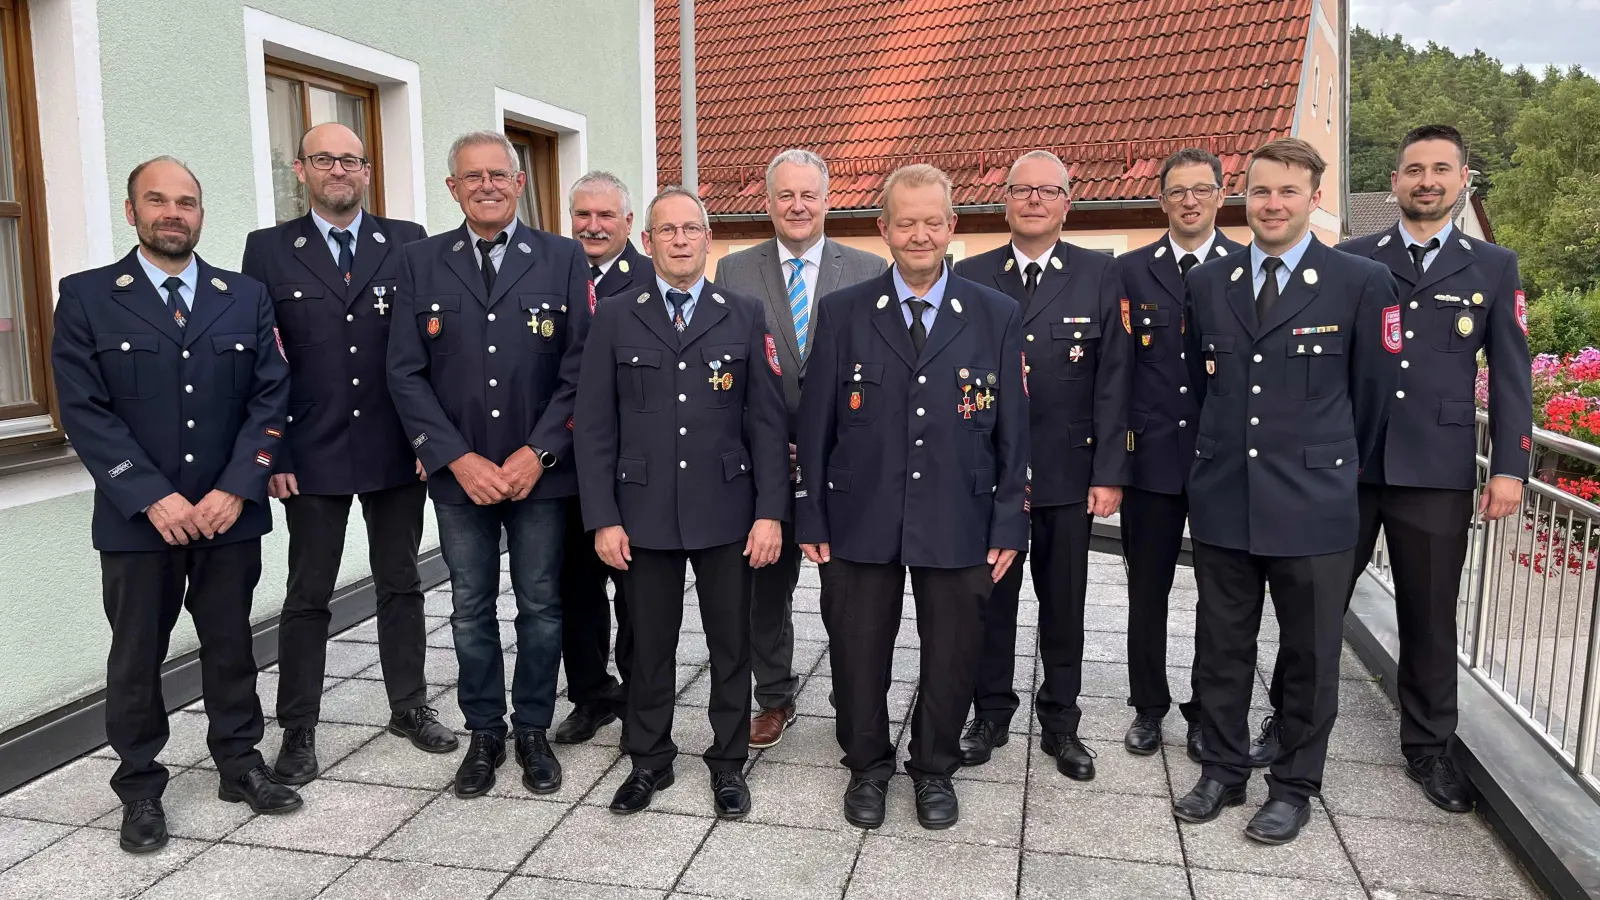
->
[787,258,810,358]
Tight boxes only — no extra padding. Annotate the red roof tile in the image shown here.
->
[656,0,1312,213]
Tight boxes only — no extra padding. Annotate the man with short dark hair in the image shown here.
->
[715,148,888,749]
[54,157,301,854]
[1173,138,1398,845]
[1115,148,1246,761]
[242,123,453,785]
[1252,124,1532,813]
[388,130,592,801]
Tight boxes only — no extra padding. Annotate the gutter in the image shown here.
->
[708,196,1244,224]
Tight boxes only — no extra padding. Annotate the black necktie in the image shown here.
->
[162,276,187,329]
[1178,253,1199,277]
[330,228,354,285]
[477,233,508,296]
[1409,238,1439,278]
[1023,262,1041,299]
[590,264,602,282]
[906,298,929,355]
[665,289,690,332]
[1258,257,1283,320]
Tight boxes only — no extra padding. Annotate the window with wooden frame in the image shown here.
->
[505,122,559,232]
[0,0,55,438]
[265,58,384,223]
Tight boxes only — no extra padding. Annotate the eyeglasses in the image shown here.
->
[651,223,707,240]
[302,154,369,172]
[1006,184,1067,201]
[455,170,517,189]
[1163,185,1219,203]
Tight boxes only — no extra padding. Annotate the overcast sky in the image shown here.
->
[1351,0,1600,73]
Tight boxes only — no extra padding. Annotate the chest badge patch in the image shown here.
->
[1383,305,1402,353]
[1205,358,1216,375]
[850,389,863,410]
[1069,345,1085,362]
[427,315,443,338]
[1141,334,1152,347]
[1456,313,1475,337]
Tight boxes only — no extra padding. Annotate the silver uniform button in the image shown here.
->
[1250,417,1259,425]
[488,345,496,353]
[184,454,194,463]
[1313,345,1322,354]
[489,379,498,387]
[915,439,924,447]
[1397,390,1406,398]
[431,303,440,312]
[1026,334,1034,342]
[912,472,921,479]
[120,342,130,351]
[286,415,293,423]
[679,362,687,370]
[1335,458,1344,466]
[350,346,357,354]
[352,409,361,417]
[487,313,496,322]
[1253,354,1262,363]
[186,420,194,429]
[679,427,687,435]
[632,356,639,363]
[182,350,190,359]
[185,384,193,393]
[293,291,303,299]
[1405,330,1414,340]
[352,378,360,386]
[679,461,687,469]
[916,408,925,416]
[1178,420,1187,427]
[828,482,834,489]
[918,375,926,384]
[1180,352,1185,360]
[1179,386,1187,394]
[1251,385,1261,394]
[1401,360,1410,369]
[1248,449,1258,458]
[347,314,354,322]
[1409,301,1418,309]
[678,394,687,402]
[491,410,500,417]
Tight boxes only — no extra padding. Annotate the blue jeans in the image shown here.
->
[434,497,565,736]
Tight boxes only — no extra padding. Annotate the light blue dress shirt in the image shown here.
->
[1250,230,1314,299]
[311,208,364,264]
[1397,219,1453,272]
[136,250,196,310]
[892,264,948,332]
[656,275,705,326]
[470,219,519,273]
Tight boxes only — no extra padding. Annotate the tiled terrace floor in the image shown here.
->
[0,553,1544,899]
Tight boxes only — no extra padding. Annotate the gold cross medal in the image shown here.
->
[527,310,540,334]
[708,359,733,391]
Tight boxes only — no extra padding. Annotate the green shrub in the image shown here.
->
[1526,287,1600,357]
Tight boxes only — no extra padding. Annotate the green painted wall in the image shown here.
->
[0,0,644,733]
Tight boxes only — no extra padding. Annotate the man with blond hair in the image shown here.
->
[715,148,887,749]
[796,163,1028,831]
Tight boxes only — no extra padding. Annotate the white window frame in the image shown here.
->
[31,0,114,282]
[495,90,587,238]
[241,7,426,228]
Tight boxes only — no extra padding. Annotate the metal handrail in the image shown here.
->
[1365,410,1600,799]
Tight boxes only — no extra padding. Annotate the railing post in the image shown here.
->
[1575,575,1600,778]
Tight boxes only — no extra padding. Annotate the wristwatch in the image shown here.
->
[530,446,557,468]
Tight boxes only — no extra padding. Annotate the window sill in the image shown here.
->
[0,444,93,511]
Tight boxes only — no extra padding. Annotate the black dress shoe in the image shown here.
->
[389,706,459,753]
[453,731,506,798]
[1185,721,1205,764]
[218,765,303,814]
[1041,731,1096,780]
[514,729,562,794]
[1407,754,1472,813]
[1172,776,1247,823]
[913,776,960,830]
[1124,713,1163,755]
[610,765,674,814]
[1249,715,1280,768]
[712,770,751,819]
[958,719,1008,766]
[552,703,618,744]
[842,775,888,829]
[119,798,167,854]
[272,726,318,786]
[1244,798,1311,844]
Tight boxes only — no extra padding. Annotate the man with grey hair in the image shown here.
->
[388,129,593,800]
[953,149,1131,783]
[552,170,655,745]
[715,148,887,749]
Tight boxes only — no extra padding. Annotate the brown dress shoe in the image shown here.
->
[750,706,797,749]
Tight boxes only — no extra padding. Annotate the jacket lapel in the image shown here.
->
[291,215,352,299]
[1414,233,1474,297]
[990,249,1029,305]
[345,217,393,307]
[816,239,846,299]
[1257,239,1327,336]
[181,258,235,347]
[678,281,730,351]
[1149,243,1187,305]
[630,285,682,350]
[1019,241,1073,324]
[1373,226,1420,293]
[868,272,917,370]
[1224,260,1260,337]
[916,292,967,371]
[442,224,491,308]
[110,250,185,345]
[487,223,536,309]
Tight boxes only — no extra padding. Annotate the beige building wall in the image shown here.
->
[1297,0,1345,243]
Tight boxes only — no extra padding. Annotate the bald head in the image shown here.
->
[298,122,365,159]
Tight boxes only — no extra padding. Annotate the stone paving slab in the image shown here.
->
[0,553,1547,900]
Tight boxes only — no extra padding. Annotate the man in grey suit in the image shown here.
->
[714,149,889,748]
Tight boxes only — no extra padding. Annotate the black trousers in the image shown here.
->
[822,558,990,780]
[276,481,429,728]
[560,500,631,709]
[750,520,803,710]
[1267,483,1473,759]
[102,539,266,803]
[622,542,751,772]
[1193,540,1351,805]
[1120,487,1200,721]
[1032,503,1092,735]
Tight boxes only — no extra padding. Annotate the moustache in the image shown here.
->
[576,230,613,241]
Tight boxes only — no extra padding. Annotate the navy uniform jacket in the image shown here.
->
[574,279,789,550]
[1117,232,1248,495]
[241,212,427,495]
[954,241,1130,507]
[387,221,591,505]
[1182,238,1398,557]
[594,241,654,301]
[795,269,1030,568]
[1337,225,1532,489]
[52,250,290,552]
